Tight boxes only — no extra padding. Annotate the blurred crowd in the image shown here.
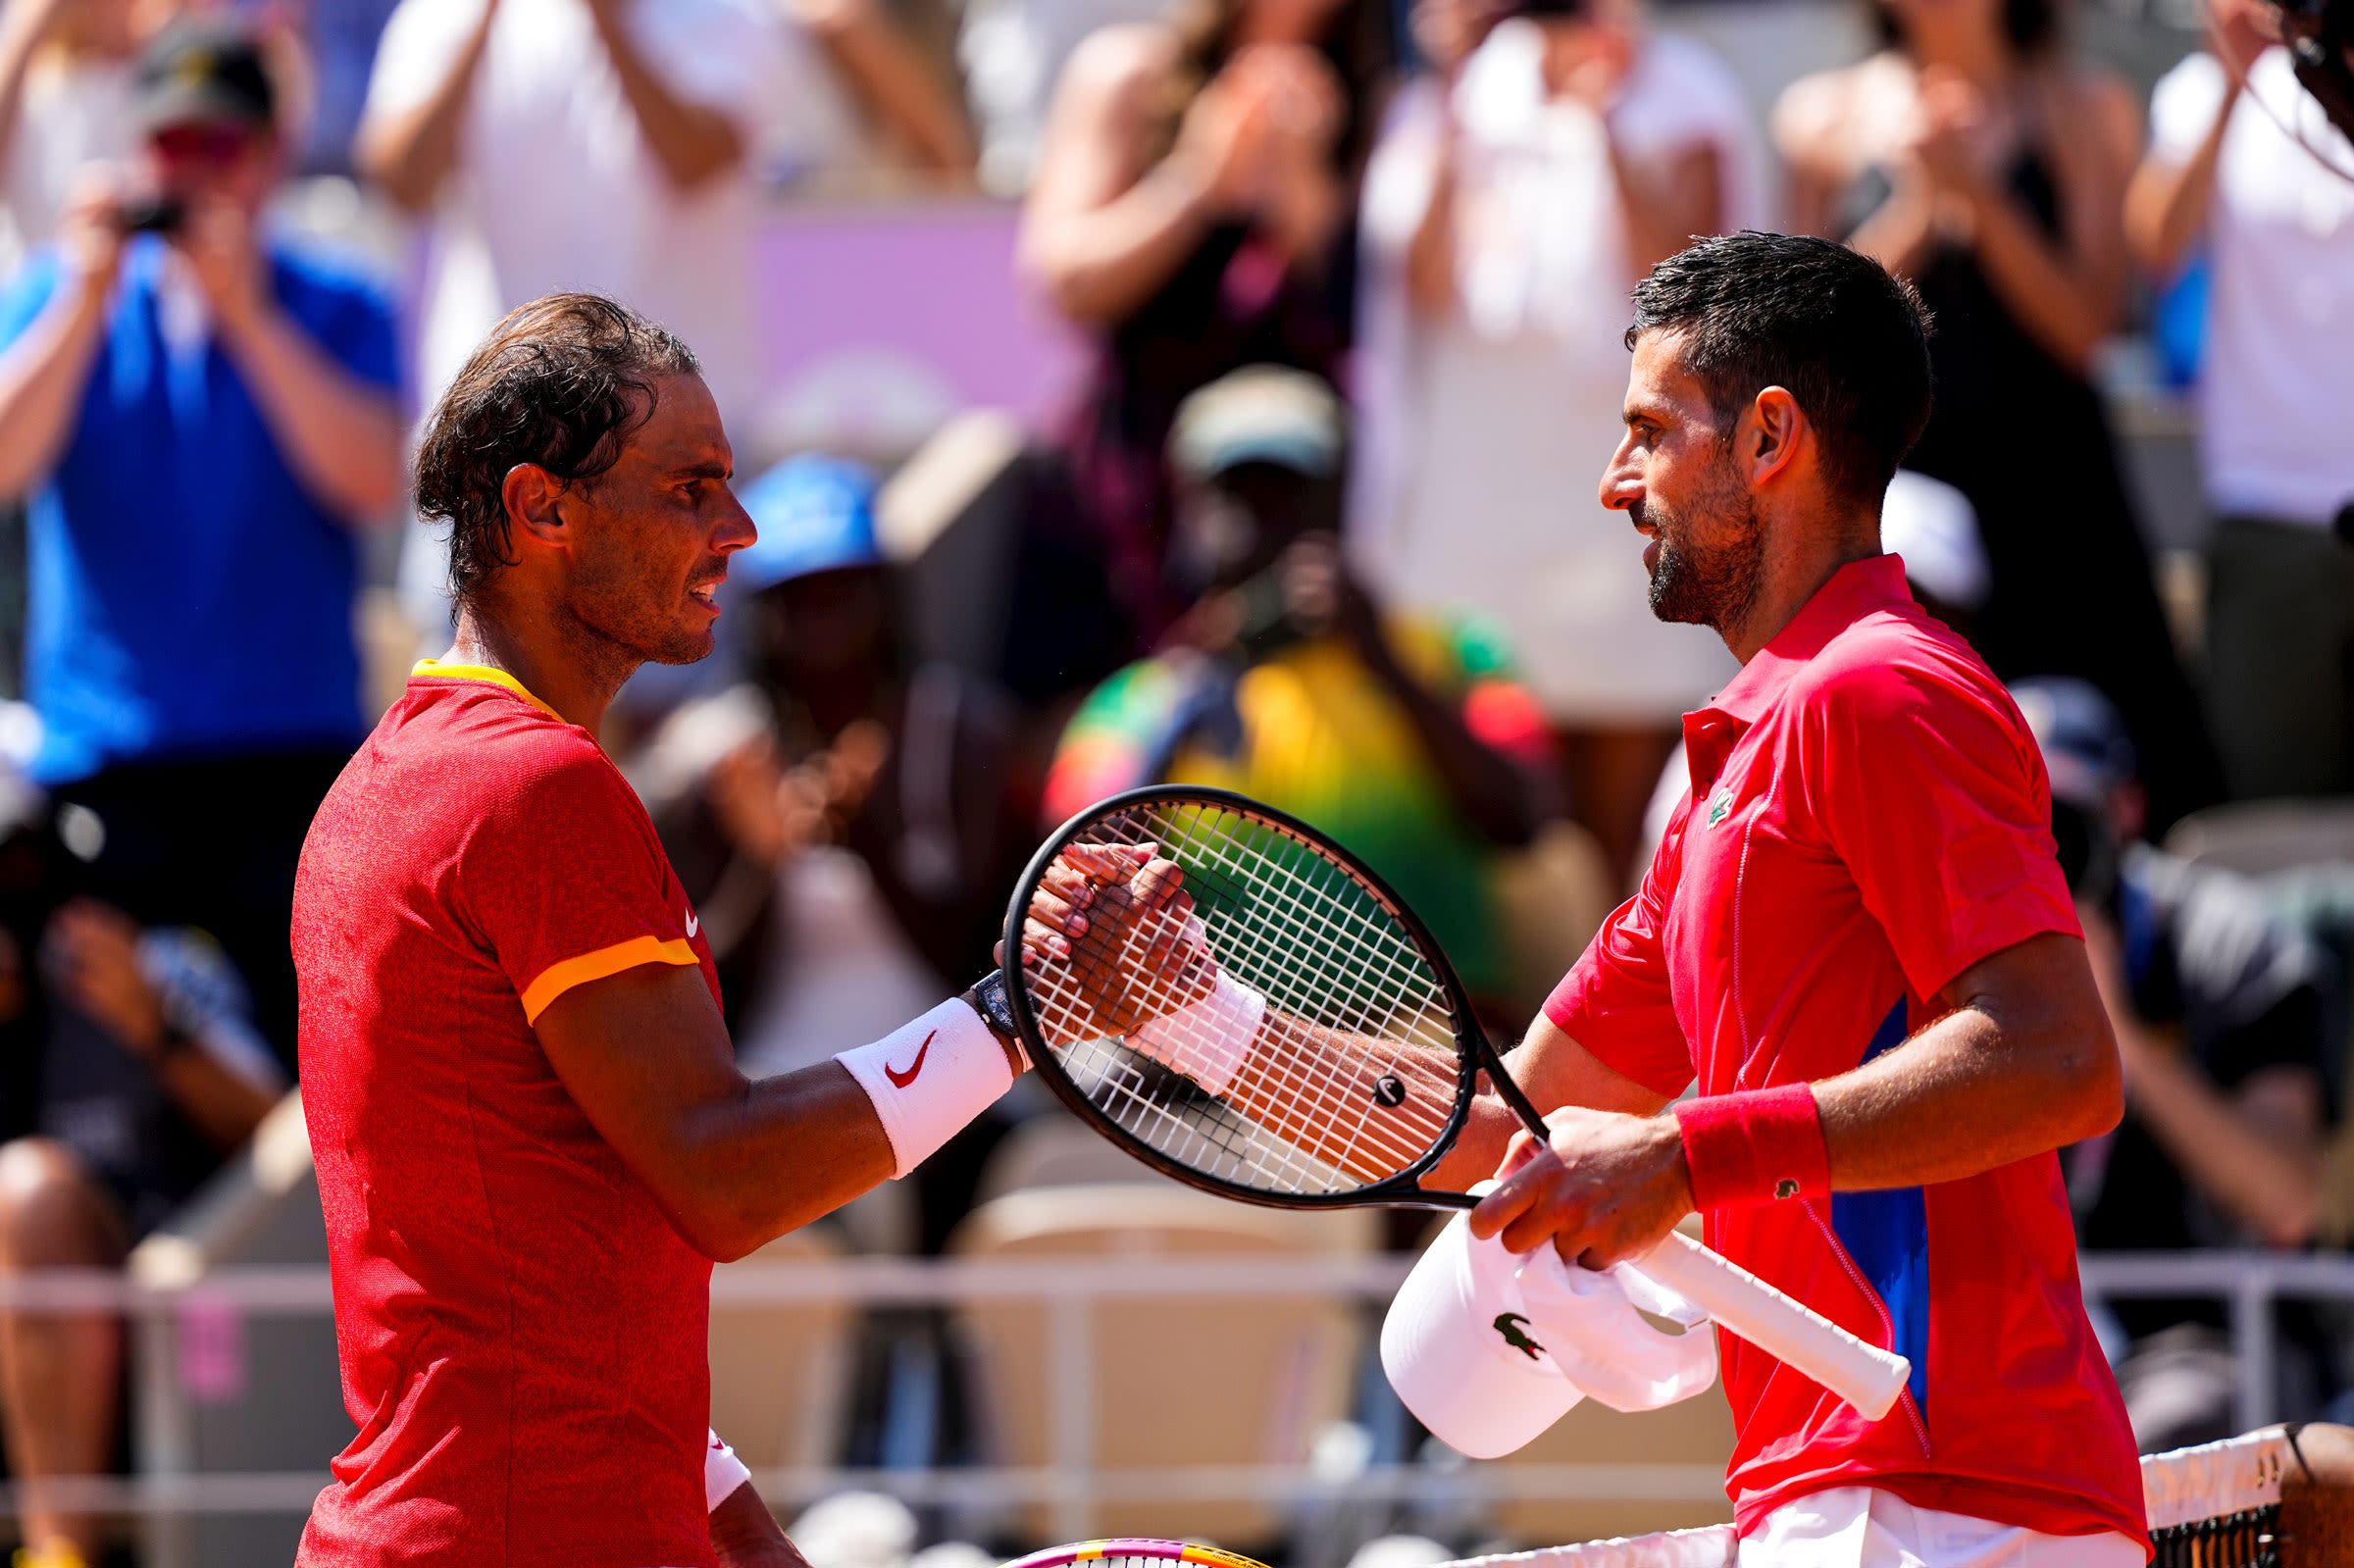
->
[0,0,2344,1554]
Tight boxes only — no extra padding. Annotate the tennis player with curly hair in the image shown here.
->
[289,293,1160,1568]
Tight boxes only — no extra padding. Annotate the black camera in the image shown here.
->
[113,195,184,237]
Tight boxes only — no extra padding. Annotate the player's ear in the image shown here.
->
[501,463,570,551]
[1742,386,1807,490]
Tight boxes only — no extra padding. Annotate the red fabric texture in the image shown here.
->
[1543,556,2143,1552]
[292,674,722,1568]
[1674,1084,1829,1209]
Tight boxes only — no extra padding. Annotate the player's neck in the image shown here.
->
[1719,514,1883,664]
[445,603,636,739]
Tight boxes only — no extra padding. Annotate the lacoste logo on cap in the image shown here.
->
[1493,1311,1545,1360]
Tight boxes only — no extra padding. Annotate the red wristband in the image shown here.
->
[1672,1084,1829,1211]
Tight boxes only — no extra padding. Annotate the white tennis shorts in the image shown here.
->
[1740,1487,2145,1567]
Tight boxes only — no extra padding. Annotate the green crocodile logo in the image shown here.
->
[1493,1311,1545,1361]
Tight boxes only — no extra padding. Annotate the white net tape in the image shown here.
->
[1421,1429,2294,1568]
[2140,1425,2289,1533]
[1021,798,1461,1195]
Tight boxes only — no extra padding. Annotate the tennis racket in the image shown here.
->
[1002,1542,1268,1568]
[996,785,1912,1422]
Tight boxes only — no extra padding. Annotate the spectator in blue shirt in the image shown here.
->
[0,15,401,1066]
[0,21,399,1562]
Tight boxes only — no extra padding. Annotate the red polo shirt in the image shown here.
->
[1545,556,2145,1549]
[294,664,721,1568]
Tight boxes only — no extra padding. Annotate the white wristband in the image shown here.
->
[705,1429,751,1511]
[835,998,1015,1178]
[1129,971,1266,1096]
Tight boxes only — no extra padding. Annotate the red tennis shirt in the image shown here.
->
[293,663,720,1568]
[1545,556,2146,1549]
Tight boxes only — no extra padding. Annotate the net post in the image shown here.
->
[2281,1422,2354,1566]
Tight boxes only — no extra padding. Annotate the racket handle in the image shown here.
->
[1631,1229,1911,1422]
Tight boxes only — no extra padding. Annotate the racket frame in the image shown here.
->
[998,1541,1270,1568]
[1001,784,1552,1213]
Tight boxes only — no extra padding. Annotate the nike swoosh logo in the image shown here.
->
[885,1030,937,1088]
[685,907,700,938]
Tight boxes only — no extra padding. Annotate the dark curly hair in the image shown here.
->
[1627,232,1934,508]
[415,293,700,604]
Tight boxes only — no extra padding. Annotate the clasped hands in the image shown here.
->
[1004,841,1220,1040]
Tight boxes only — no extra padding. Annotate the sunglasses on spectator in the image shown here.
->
[149,124,258,167]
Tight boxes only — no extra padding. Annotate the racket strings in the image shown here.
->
[1069,801,1451,1182]
[1019,799,1465,1196]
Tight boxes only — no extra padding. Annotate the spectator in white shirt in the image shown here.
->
[1349,0,1759,887]
[2126,0,2354,801]
[357,0,820,429]
[0,0,151,273]
[358,0,971,650]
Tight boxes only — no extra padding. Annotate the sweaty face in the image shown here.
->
[557,374,753,667]
[1600,330,1766,636]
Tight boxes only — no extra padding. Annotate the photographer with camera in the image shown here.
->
[2127,0,2354,803]
[1046,365,1558,1012]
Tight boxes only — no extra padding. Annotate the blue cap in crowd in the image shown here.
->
[732,454,884,593]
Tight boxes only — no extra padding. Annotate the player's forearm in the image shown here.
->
[1222,1020,1457,1184]
[658,1062,897,1260]
[1813,936,2123,1189]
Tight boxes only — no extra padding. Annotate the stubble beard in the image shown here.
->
[561,542,714,689]
[1644,462,1765,636]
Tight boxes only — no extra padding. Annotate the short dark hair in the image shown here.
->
[1625,232,1934,506]
[415,293,700,602]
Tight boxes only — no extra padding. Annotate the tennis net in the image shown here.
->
[1424,1427,2293,1567]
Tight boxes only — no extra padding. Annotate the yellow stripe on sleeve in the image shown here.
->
[519,935,698,1024]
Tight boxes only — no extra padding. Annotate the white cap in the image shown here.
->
[1515,1247,1717,1414]
[1379,1188,1583,1459]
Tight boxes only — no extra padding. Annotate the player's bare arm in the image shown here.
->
[1467,929,2122,1266]
[532,964,896,1260]
[538,839,1179,1261]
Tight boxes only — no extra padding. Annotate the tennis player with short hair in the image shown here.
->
[288,293,1154,1567]
[1443,235,2149,1564]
